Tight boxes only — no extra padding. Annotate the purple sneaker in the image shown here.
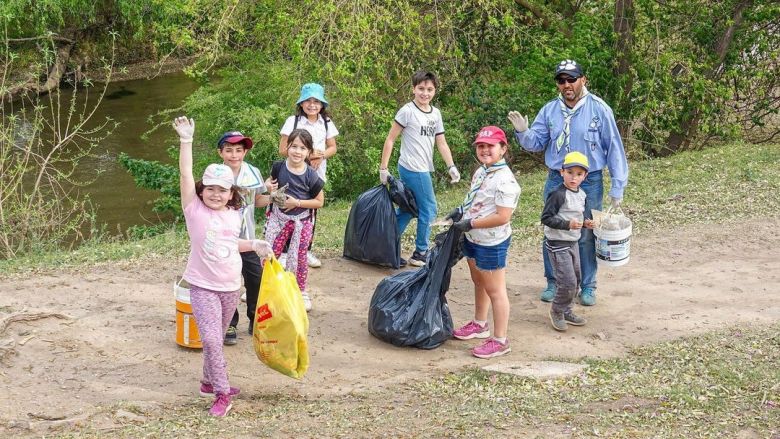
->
[471,338,511,359]
[199,383,240,398]
[453,320,490,340]
[208,393,232,417]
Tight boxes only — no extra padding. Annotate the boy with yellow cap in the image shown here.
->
[540,151,594,331]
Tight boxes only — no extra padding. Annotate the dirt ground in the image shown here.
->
[0,217,778,434]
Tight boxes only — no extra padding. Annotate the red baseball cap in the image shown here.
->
[473,126,508,145]
[217,131,253,150]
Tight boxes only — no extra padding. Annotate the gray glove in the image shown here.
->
[610,196,622,209]
[453,218,473,232]
[379,168,390,185]
[444,207,463,222]
[448,166,461,184]
[172,116,195,142]
[271,183,289,208]
[251,240,272,258]
[507,111,529,133]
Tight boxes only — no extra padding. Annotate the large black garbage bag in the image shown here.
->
[387,175,418,218]
[343,185,401,268]
[367,227,464,349]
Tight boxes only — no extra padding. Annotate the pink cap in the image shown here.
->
[202,163,234,189]
[473,126,508,145]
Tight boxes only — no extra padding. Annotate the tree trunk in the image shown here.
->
[5,35,76,98]
[613,0,634,139]
[664,0,753,153]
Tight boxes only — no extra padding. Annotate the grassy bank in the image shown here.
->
[1,141,778,274]
[59,323,780,438]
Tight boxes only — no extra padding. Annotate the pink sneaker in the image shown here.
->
[208,393,232,417]
[453,321,490,340]
[472,338,511,359]
[199,383,240,398]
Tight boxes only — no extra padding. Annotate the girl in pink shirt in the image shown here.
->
[173,116,271,417]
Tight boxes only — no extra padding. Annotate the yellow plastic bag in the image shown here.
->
[253,255,310,379]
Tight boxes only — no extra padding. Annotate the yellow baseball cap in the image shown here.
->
[562,151,589,171]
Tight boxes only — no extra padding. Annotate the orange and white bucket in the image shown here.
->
[174,277,202,348]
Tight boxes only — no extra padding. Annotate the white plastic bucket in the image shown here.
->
[593,207,632,267]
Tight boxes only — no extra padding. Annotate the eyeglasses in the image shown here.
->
[556,77,578,85]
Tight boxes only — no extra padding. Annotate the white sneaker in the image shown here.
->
[240,291,246,302]
[301,291,312,312]
[278,253,287,267]
[306,252,322,268]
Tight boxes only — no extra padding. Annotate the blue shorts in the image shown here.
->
[462,236,511,271]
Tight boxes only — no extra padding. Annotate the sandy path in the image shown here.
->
[0,217,778,430]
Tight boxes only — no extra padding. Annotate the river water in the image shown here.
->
[72,73,200,234]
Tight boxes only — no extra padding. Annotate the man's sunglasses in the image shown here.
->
[556,77,578,85]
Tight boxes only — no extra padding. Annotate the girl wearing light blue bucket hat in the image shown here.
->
[279,83,340,270]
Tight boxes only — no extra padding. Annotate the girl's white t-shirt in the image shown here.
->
[280,115,339,181]
[463,167,521,246]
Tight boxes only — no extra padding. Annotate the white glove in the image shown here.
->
[251,240,272,258]
[379,168,390,185]
[172,116,195,142]
[448,166,461,184]
[610,196,622,209]
[507,111,529,133]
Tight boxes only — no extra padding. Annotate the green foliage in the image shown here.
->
[118,152,181,216]
[118,0,779,211]
[7,0,778,240]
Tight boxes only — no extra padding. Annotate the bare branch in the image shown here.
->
[6,34,75,44]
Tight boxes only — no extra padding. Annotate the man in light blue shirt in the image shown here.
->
[508,59,628,306]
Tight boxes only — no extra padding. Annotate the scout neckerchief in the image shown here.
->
[555,86,590,154]
[461,159,508,210]
[235,162,264,189]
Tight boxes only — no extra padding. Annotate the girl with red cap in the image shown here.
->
[446,126,521,359]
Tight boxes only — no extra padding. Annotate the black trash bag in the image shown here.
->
[387,175,418,218]
[367,227,464,349]
[343,185,401,268]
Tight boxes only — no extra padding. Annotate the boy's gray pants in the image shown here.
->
[546,241,581,314]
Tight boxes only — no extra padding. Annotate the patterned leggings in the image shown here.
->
[189,285,240,395]
[268,219,314,292]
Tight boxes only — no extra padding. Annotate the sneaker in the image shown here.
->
[199,383,241,398]
[208,393,232,417]
[240,291,246,302]
[408,250,428,267]
[549,309,567,332]
[579,287,596,306]
[564,310,587,326]
[224,326,238,345]
[399,257,408,267]
[472,338,511,359]
[453,321,490,340]
[306,252,322,268]
[540,281,556,302]
[301,291,312,312]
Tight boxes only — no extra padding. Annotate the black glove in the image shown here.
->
[445,207,463,222]
[453,218,473,232]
